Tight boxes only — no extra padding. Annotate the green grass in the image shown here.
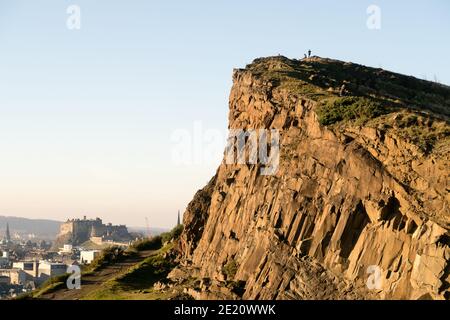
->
[316,96,396,126]
[30,273,71,298]
[82,243,178,300]
[246,56,450,127]
[13,273,71,299]
[21,225,186,300]
[82,282,176,300]
[81,226,185,300]
[247,58,322,99]
[88,246,129,272]
[34,282,66,297]
[116,252,175,289]
[128,236,163,252]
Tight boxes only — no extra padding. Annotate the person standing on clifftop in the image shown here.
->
[308,49,311,58]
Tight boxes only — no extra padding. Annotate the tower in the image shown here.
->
[90,225,99,238]
[177,210,181,226]
[5,223,11,242]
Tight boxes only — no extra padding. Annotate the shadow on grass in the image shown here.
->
[115,254,176,290]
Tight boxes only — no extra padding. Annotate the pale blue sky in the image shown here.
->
[0,1,448,228]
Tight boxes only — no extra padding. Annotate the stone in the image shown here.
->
[177,56,450,300]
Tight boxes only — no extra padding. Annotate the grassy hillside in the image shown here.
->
[19,225,186,300]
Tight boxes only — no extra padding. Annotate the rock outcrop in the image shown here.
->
[176,56,450,300]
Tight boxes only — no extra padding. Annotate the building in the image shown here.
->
[0,257,9,269]
[0,276,9,285]
[53,217,133,248]
[90,236,103,245]
[80,250,101,264]
[11,260,68,284]
[0,269,26,285]
[1,223,12,247]
[0,252,10,269]
[58,244,74,255]
[62,244,73,253]
[12,261,39,279]
[37,261,67,283]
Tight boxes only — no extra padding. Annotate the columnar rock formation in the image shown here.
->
[177,56,450,300]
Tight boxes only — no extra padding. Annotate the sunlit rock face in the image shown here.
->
[178,56,450,300]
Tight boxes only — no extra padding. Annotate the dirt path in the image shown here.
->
[40,250,155,300]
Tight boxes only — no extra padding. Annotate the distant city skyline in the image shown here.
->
[0,213,174,231]
[0,1,449,228]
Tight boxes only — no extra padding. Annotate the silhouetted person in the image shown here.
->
[308,49,311,58]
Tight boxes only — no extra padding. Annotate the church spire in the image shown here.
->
[5,222,11,242]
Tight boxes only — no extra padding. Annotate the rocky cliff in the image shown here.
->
[175,56,450,300]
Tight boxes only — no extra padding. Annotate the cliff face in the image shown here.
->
[177,56,450,300]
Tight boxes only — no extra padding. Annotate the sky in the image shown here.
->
[0,0,448,228]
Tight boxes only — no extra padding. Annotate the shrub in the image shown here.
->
[129,225,183,252]
[222,260,238,280]
[227,280,246,297]
[317,96,394,126]
[89,246,126,271]
[161,225,184,244]
[129,236,163,251]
